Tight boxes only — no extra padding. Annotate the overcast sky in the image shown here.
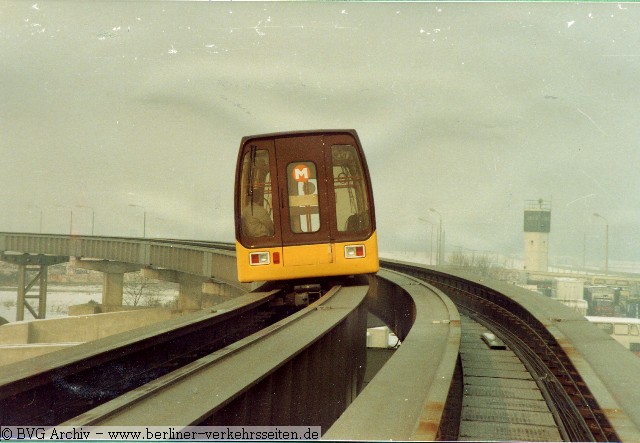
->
[1,1,639,270]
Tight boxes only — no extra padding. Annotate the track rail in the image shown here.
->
[456,313,563,441]
[458,303,595,441]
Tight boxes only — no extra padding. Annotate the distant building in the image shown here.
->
[553,278,588,315]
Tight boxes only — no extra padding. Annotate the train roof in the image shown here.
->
[240,129,360,144]
[586,316,640,325]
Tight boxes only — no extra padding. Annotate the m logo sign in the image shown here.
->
[292,164,310,182]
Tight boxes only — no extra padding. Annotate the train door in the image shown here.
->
[274,135,334,266]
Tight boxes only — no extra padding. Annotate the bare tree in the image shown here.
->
[123,272,161,307]
[449,251,495,277]
[449,251,471,267]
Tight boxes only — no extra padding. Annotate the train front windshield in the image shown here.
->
[331,144,371,234]
[236,132,375,249]
[239,148,274,239]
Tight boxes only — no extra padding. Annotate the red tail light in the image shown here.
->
[249,252,270,265]
[344,245,366,259]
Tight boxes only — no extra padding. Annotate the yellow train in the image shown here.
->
[234,130,379,282]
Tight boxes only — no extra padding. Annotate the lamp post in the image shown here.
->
[76,205,95,235]
[418,217,434,265]
[128,204,146,238]
[593,213,609,275]
[430,208,443,265]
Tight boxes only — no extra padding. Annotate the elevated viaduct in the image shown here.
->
[1,232,639,441]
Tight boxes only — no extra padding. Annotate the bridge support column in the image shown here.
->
[178,276,206,312]
[1,253,69,321]
[203,280,243,298]
[142,268,214,312]
[73,259,141,307]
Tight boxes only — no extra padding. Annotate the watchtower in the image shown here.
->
[524,199,551,272]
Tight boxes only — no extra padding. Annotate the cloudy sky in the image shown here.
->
[1,1,639,270]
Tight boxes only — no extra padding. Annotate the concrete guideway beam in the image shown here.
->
[73,259,141,307]
[142,268,235,311]
[325,270,461,440]
[0,308,177,366]
[60,286,368,428]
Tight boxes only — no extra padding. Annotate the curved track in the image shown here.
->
[456,314,563,441]
[381,259,622,442]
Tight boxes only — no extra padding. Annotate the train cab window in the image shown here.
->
[240,148,274,238]
[630,325,639,336]
[614,324,629,335]
[331,144,371,232]
[286,162,320,233]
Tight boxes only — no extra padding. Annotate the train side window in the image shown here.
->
[286,162,320,233]
[331,144,371,232]
[240,148,274,238]
[596,323,613,334]
[614,324,629,335]
[630,325,639,336]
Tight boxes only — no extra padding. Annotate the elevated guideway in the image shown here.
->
[0,233,252,364]
[2,233,640,441]
[0,233,249,318]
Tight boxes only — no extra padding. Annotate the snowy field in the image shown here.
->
[0,285,178,323]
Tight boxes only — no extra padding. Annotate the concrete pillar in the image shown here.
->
[203,280,245,299]
[103,272,125,306]
[178,277,205,311]
[142,268,208,312]
[73,259,141,307]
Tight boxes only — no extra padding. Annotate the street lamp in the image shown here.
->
[128,204,146,238]
[418,217,434,265]
[75,205,95,235]
[593,213,609,275]
[430,208,443,265]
